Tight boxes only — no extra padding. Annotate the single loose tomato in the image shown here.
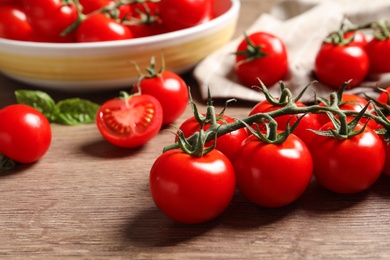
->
[135,63,189,125]
[0,104,51,164]
[159,0,212,31]
[233,133,313,208]
[235,32,288,88]
[96,93,163,148]
[314,42,369,89]
[309,122,385,194]
[76,13,133,42]
[249,100,321,146]
[149,148,236,224]
[365,38,390,74]
[177,114,249,162]
[0,4,33,41]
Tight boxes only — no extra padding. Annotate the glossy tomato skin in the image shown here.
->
[314,42,369,90]
[159,0,212,31]
[0,4,33,41]
[249,100,321,146]
[365,38,390,73]
[377,87,390,105]
[178,114,249,161]
[0,104,51,164]
[235,32,288,88]
[96,94,163,148]
[149,148,236,224]
[309,122,385,194]
[79,0,111,14]
[136,71,189,125]
[23,0,78,38]
[233,134,313,208]
[76,13,133,42]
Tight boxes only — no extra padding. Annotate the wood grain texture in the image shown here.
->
[1,0,390,258]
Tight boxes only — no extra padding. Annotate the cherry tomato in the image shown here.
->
[0,104,51,164]
[249,100,321,146]
[96,93,163,148]
[135,70,189,125]
[76,13,133,42]
[177,114,249,162]
[309,122,385,194]
[22,0,79,38]
[233,133,313,208]
[317,93,377,129]
[159,0,212,31]
[149,148,236,224]
[365,38,390,74]
[79,0,111,14]
[235,32,288,88]
[0,4,32,41]
[344,31,368,47]
[314,42,369,90]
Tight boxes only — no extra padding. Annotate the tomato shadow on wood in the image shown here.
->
[369,173,390,198]
[296,178,369,213]
[0,163,34,177]
[218,190,295,229]
[121,207,218,247]
[80,139,145,159]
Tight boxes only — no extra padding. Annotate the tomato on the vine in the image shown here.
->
[233,133,313,208]
[249,99,321,146]
[0,4,33,41]
[159,0,212,31]
[314,41,369,90]
[76,13,133,42]
[22,0,79,38]
[309,122,385,194]
[0,104,51,164]
[178,114,249,161]
[96,92,163,148]
[235,32,288,88]
[149,148,236,224]
[79,0,111,14]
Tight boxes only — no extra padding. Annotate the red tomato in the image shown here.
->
[377,87,390,105]
[159,0,212,31]
[76,13,133,42]
[0,4,32,41]
[314,42,369,89]
[96,93,163,148]
[135,70,189,125]
[309,122,385,194]
[233,133,313,208]
[149,148,236,224]
[365,38,390,74]
[0,104,51,164]
[317,93,377,129]
[177,114,249,161]
[79,0,111,14]
[344,31,368,47]
[235,32,288,88]
[22,0,79,38]
[249,100,321,146]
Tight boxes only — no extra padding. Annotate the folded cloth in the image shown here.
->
[193,0,390,103]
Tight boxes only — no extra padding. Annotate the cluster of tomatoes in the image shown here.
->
[0,0,215,43]
[234,20,390,91]
[149,83,390,224]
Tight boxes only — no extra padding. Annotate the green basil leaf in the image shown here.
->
[52,98,99,125]
[14,90,56,119]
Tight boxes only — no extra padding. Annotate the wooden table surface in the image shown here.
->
[2,1,390,259]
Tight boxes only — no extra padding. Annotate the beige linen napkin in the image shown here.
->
[193,0,390,103]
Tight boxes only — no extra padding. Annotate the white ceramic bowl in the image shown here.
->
[0,0,240,91]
